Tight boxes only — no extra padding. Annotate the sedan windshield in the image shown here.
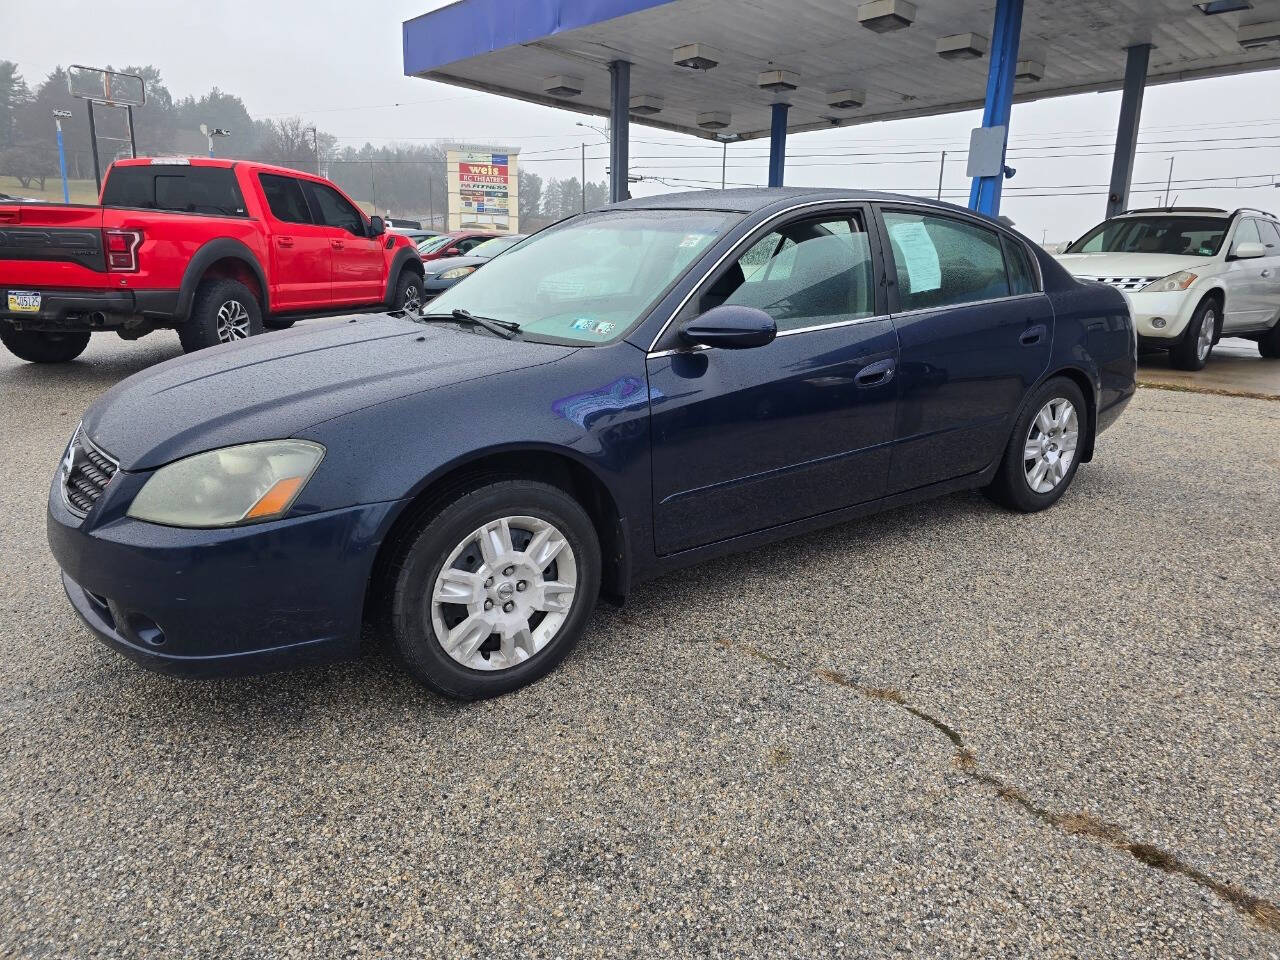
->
[426,209,739,344]
[469,235,523,259]
[417,235,455,255]
[1066,216,1229,257]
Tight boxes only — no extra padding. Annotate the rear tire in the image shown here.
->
[382,479,601,700]
[178,278,262,353]
[1169,297,1219,371]
[0,327,91,363]
[1259,321,1280,359]
[984,376,1088,513]
[263,317,295,331]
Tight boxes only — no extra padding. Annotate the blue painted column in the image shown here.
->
[609,60,630,203]
[768,103,789,188]
[968,0,1024,216]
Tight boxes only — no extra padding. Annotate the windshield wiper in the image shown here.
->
[420,308,520,340]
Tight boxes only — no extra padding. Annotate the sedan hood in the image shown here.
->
[423,254,487,276]
[1054,251,1213,280]
[84,314,576,470]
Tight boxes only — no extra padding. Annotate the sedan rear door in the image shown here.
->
[874,205,1053,492]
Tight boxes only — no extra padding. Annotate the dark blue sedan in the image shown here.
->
[48,189,1136,699]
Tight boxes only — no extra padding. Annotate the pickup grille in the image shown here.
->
[1080,275,1159,292]
[61,426,118,517]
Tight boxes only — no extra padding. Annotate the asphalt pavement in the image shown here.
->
[1,331,1277,959]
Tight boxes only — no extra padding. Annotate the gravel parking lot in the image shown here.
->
[1,334,1277,959]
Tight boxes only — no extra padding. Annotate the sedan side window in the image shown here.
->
[1002,236,1038,295]
[703,215,874,333]
[883,211,1010,312]
[308,182,366,236]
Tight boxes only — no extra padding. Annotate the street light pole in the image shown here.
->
[575,121,609,212]
[52,110,72,204]
[1163,156,1175,207]
[200,124,230,158]
[937,150,947,200]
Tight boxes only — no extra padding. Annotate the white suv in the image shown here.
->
[1055,207,1280,370]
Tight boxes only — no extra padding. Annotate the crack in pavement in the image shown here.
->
[722,638,1280,935]
[1137,380,1280,402]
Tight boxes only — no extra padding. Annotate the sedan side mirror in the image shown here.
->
[679,304,777,350]
[1231,241,1265,260]
[369,215,385,237]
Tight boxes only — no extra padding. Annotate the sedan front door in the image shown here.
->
[876,206,1053,492]
[646,208,899,556]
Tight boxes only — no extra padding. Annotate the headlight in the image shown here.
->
[438,265,477,281]
[1141,271,1197,293]
[127,440,324,528]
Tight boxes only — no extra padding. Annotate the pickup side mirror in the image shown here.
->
[1231,240,1265,260]
[679,304,777,350]
[369,215,385,237]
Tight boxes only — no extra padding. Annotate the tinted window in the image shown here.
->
[1258,220,1280,249]
[1002,236,1037,295]
[706,215,875,332]
[307,182,364,235]
[1067,216,1228,256]
[883,211,1010,311]
[101,165,246,216]
[259,174,312,224]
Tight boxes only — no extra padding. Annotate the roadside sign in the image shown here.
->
[67,65,145,106]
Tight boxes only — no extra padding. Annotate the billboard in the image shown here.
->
[446,146,519,232]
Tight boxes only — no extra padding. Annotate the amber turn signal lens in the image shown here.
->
[243,476,306,521]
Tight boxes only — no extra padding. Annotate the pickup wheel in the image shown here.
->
[393,269,425,313]
[179,278,263,353]
[0,327,91,363]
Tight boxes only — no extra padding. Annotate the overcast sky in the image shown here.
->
[10,0,1280,242]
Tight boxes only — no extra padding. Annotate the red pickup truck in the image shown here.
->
[0,157,425,362]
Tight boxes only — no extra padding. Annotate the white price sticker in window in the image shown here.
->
[890,221,942,293]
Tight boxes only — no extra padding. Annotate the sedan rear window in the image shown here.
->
[101,166,247,217]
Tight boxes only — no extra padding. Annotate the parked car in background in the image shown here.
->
[47,188,1135,700]
[1056,206,1280,369]
[422,234,526,298]
[391,228,442,246]
[416,229,505,261]
[0,157,425,363]
[0,191,43,203]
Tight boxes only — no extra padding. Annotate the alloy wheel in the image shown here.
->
[1023,397,1079,494]
[429,515,577,671]
[402,285,422,314]
[216,300,252,342]
[1197,308,1217,362]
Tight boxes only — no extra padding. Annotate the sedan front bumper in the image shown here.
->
[47,477,401,678]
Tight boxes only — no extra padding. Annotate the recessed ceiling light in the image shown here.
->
[857,0,916,33]
[542,75,583,97]
[673,43,721,70]
[629,94,664,116]
[1015,59,1045,81]
[936,33,989,60]
[697,111,731,131]
[1238,19,1280,46]
[757,70,800,93]
[827,89,866,110]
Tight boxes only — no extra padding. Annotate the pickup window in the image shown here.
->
[101,166,247,218]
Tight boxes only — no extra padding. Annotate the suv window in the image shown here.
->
[306,182,365,235]
[1002,236,1037,295]
[1255,219,1280,250]
[101,165,246,217]
[704,214,875,332]
[883,211,1010,311]
[1233,218,1261,252]
[259,174,312,224]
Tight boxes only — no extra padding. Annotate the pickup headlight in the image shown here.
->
[438,265,477,281]
[127,440,324,528]
[1142,271,1197,293]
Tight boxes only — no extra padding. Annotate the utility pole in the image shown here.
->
[305,126,320,175]
[52,110,72,203]
[1163,156,1175,207]
[581,142,586,212]
[722,140,728,190]
[936,150,947,200]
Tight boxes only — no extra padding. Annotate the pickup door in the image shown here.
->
[256,172,333,311]
[303,181,386,305]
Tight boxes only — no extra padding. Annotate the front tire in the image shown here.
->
[383,480,601,699]
[1169,297,1219,371]
[178,278,263,353]
[1259,321,1280,359]
[392,269,424,313]
[0,327,91,363]
[984,377,1088,513]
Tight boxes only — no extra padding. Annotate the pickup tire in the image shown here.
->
[0,327,91,363]
[179,278,263,353]
[263,317,295,331]
[393,269,425,313]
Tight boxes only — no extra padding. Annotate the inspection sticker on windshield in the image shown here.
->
[571,318,614,336]
[679,233,710,249]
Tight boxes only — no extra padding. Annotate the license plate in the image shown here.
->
[7,291,41,313]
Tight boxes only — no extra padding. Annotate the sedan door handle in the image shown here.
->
[854,357,896,388]
[277,236,294,248]
[1262,269,1273,278]
[1020,324,1047,346]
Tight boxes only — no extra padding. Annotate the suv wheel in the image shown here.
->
[984,377,1088,513]
[1169,297,1218,371]
[0,327,91,363]
[179,278,263,353]
[382,480,601,699]
[1259,321,1280,359]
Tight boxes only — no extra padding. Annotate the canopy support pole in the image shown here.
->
[609,60,630,203]
[768,103,789,188]
[968,0,1024,217]
[1106,44,1151,218]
